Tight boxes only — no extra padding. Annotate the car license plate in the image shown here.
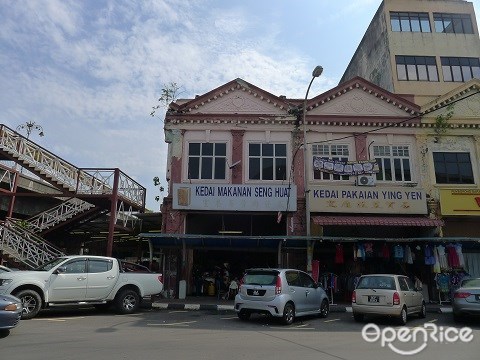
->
[368,295,379,303]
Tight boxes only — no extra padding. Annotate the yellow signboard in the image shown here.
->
[439,189,480,216]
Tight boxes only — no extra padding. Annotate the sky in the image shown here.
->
[1,0,480,211]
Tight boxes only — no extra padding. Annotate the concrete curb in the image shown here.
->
[151,302,452,314]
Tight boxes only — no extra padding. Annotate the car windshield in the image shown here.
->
[243,270,278,285]
[356,276,396,290]
[461,278,480,288]
[34,257,67,271]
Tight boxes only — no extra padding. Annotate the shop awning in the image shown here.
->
[312,216,444,227]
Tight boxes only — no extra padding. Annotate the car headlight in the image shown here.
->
[0,279,13,286]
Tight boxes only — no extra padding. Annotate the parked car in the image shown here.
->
[0,265,12,273]
[234,268,329,325]
[452,277,480,322]
[0,255,163,319]
[352,274,426,325]
[0,294,22,332]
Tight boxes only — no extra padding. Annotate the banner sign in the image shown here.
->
[313,156,379,176]
[309,186,427,214]
[173,183,297,211]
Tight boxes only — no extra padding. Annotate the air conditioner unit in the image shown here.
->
[357,175,376,186]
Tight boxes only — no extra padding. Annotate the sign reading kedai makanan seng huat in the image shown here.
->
[309,186,427,214]
[172,183,297,211]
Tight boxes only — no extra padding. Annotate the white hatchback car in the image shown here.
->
[352,274,426,325]
[234,268,329,325]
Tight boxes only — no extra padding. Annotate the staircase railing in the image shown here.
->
[0,124,145,209]
[26,198,95,233]
[0,220,65,269]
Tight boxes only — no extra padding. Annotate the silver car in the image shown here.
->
[452,277,480,322]
[352,274,426,325]
[234,268,329,325]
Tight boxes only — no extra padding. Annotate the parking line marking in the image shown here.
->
[32,316,85,322]
[221,316,238,320]
[168,310,188,314]
[147,321,197,326]
[324,319,340,322]
[269,326,314,330]
[296,323,310,327]
[427,319,437,323]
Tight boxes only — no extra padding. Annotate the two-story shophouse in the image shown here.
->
[147,76,450,301]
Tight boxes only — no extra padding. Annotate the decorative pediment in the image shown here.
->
[421,79,480,120]
[171,78,289,116]
[307,88,411,117]
[189,89,288,115]
[306,77,420,118]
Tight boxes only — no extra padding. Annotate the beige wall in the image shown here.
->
[384,0,480,105]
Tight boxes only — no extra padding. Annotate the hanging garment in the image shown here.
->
[382,243,390,260]
[335,244,344,264]
[455,244,465,268]
[356,244,366,261]
[447,244,460,268]
[436,245,449,270]
[424,245,435,265]
[433,247,441,274]
[393,245,404,260]
[405,245,413,264]
[353,245,357,261]
[364,242,374,257]
[435,273,450,293]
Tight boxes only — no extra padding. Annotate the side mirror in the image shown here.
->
[54,266,67,274]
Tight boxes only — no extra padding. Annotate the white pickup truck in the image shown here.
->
[0,255,163,319]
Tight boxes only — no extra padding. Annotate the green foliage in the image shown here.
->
[434,104,454,136]
[150,82,183,117]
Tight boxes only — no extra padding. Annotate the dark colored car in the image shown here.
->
[0,294,22,332]
[453,278,480,322]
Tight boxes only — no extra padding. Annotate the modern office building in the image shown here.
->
[340,0,480,105]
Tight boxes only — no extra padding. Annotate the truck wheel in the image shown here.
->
[15,289,42,320]
[115,289,140,314]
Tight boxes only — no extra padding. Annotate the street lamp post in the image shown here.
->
[303,65,323,273]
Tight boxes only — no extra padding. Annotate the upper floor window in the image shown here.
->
[441,57,480,82]
[391,12,431,32]
[249,143,286,181]
[374,145,412,182]
[434,13,474,34]
[188,142,226,180]
[396,56,438,81]
[433,152,474,184]
[312,144,350,181]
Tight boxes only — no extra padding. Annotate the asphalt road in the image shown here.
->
[1,307,479,360]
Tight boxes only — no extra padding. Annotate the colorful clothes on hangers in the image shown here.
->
[433,247,441,274]
[447,244,460,268]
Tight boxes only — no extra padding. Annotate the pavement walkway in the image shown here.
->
[151,296,453,314]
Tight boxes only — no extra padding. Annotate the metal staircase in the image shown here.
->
[0,124,145,208]
[0,219,65,269]
[0,124,147,263]
[26,198,96,233]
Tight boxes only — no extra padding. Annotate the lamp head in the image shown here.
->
[312,66,323,78]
